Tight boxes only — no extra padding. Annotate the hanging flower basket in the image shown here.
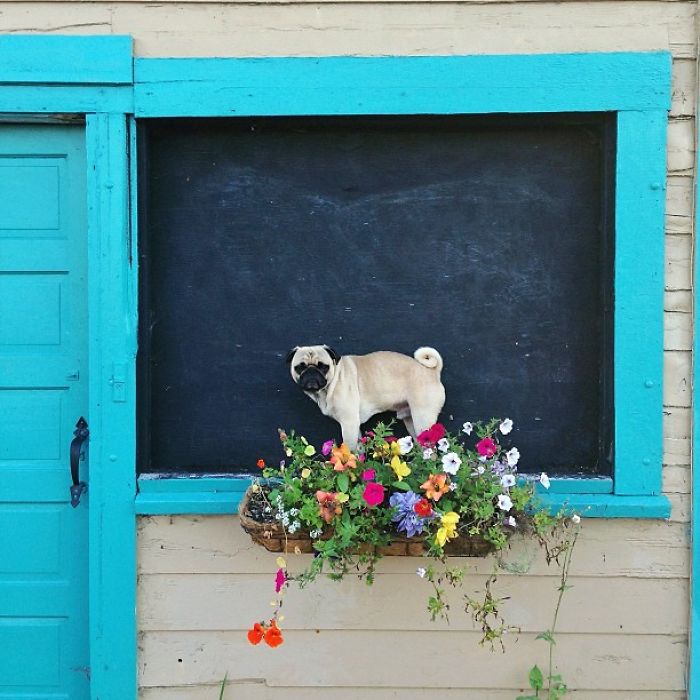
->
[239,485,496,557]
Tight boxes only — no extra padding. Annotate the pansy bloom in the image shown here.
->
[330,443,357,472]
[420,473,450,501]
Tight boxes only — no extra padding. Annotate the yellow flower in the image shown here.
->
[304,444,316,457]
[435,511,460,547]
[336,492,350,503]
[390,441,401,457]
[301,468,311,479]
[390,455,411,481]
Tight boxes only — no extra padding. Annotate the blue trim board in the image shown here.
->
[0,35,133,84]
[134,52,671,117]
[0,85,133,115]
[87,113,137,700]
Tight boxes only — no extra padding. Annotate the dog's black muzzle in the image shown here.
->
[299,366,327,392]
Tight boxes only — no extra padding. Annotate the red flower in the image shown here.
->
[385,436,397,443]
[247,622,265,645]
[476,437,497,458]
[256,459,266,469]
[264,620,284,648]
[414,498,433,518]
[362,482,385,507]
[416,423,447,447]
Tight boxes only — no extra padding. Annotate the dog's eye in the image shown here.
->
[317,362,329,374]
[294,363,307,374]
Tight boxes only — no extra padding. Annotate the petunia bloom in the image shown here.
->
[414,498,434,518]
[398,436,414,454]
[330,443,357,472]
[506,447,520,467]
[500,474,516,488]
[316,490,342,523]
[362,482,385,507]
[263,620,284,648]
[441,452,462,475]
[499,418,513,435]
[416,423,447,447]
[420,473,450,501]
[247,622,265,645]
[462,421,473,435]
[437,437,450,453]
[497,494,513,511]
[321,440,334,456]
[436,511,460,547]
[275,568,286,593]
[389,491,429,537]
[361,469,376,481]
[476,437,498,458]
[390,455,411,481]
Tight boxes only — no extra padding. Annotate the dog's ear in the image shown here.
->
[324,345,341,364]
[285,347,298,364]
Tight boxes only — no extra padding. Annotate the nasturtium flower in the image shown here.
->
[436,511,460,547]
[506,447,520,467]
[441,452,461,475]
[390,455,411,481]
[247,622,265,645]
[540,472,551,489]
[499,418,513,435]
[476,437,498,458]
[330,444,357,472]
[362,482,385,507]
[256,459,266,469]
[263,620,284,648]
[497,494,513,511]
[420,473,450,501]
[414,498,434,518]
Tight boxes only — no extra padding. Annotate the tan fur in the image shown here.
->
[289,345,445,450]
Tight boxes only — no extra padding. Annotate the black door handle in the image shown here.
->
[69,417,89,508]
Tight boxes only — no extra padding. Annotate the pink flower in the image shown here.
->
[476,437,497,458]
[275,568,286,593]
[417,423,447,447]
[362,482,385,507]
[358,454,366,462]
[361,469,376,481]
[321,440,334,456]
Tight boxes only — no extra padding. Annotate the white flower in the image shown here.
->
[497,494,513,511]
[462,422,473,435]
[289,508,299,516]
[572,514,581,524]
[540,472,551,489]
[310,529,322,539]
[472,465,486,476]
[449,481,457,491]
[398,436,414,454]
[416,567,427,578]
[500,474,516,488]
[506,447,520,467]
[437,437,450,453]
[499,418,513,435]
[506,515,517,527]
[441,452,462,475]
[423,448,435,459]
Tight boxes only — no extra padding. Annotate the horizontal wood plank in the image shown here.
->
[138,629,687,689]
[137,516,690,578]
[138,572,689,634]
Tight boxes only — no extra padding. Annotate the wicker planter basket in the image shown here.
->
[238,486,496,557]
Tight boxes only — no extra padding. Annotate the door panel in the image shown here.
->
[0,125,89,699]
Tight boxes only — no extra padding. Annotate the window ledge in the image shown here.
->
[135,475,671,519]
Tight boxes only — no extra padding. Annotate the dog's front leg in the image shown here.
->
[339,414,361,452]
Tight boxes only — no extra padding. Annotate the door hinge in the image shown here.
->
[109,363,127,403]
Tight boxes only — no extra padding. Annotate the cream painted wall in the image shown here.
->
[1,1,694,696]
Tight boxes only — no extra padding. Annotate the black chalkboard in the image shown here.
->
[138,115,614,476]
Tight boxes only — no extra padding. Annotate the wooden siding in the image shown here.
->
[2,0,694,696]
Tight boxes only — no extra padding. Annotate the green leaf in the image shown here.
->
[516,696,539,700]
[218,673,228,700]
[392,481,411,491]
[337,473,350,493]
[536,631,556,645]
[529,665,544,690]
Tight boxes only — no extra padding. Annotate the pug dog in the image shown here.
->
[286,345,445,450]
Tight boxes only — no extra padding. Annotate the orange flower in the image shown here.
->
[247,622,265,645]
[420,473,450,501]
[316,490,342,523]
[264,620,284,648]
[330,443,357,472]
[256,459,266,469]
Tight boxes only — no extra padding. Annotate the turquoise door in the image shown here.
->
[0,125,89,698]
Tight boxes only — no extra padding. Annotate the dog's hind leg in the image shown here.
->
[339,414,362,451]
[402,415,416,437]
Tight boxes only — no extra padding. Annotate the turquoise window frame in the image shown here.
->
[133,52,672,520]
[0,35,137,700]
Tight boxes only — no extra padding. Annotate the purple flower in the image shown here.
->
[389,491,432,537]
[322,440,334,456]
[491,460,507,476]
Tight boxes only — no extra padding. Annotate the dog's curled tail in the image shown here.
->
[414,347,443,373]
